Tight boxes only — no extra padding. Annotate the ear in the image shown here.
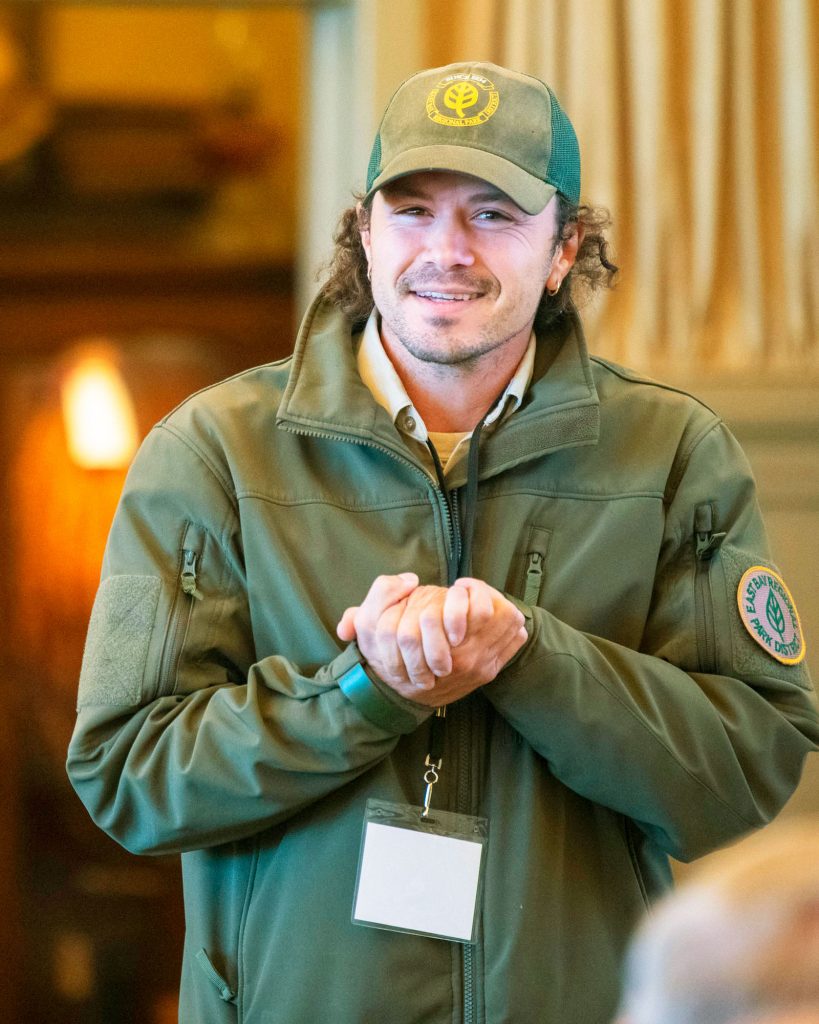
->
[552,222,584,276]
[357,202,372,269]
[546,222,584,293]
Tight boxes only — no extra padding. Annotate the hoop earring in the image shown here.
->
[366,265,372,283]
[546,280,560,297]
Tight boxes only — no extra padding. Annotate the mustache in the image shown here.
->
[397,269,497,295]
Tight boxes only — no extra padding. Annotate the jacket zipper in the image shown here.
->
[157,533,206,694]
[283,425,476,1019]
[523,552,544,605]
[458,699,477,1024]
[521,526,551,606]
[447,490,477,1024]
[694,504,725,672]
[282,427,453,550]
[181,548,204,600]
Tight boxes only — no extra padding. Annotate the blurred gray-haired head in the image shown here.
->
[618,818,819,1024]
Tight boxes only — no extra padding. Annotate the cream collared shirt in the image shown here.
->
[356,310,535,478]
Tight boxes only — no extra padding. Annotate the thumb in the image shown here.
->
[336,605,359,641]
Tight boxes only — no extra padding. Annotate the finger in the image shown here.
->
[373,600,411,684]
[355,573,419,637]
[456,579,526,636]
[395,601,437,690]
[443,584,470,647]
[418,599,453,677]
[336,606,359,641]
[458,578,495,630]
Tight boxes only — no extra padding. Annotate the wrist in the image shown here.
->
[336,642,432,733]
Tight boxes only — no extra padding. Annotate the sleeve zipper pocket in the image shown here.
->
[157,525,207,695]
[694,504,726,672]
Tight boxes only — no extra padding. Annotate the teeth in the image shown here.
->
[416,291,476,301]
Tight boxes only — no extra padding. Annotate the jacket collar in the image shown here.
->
[277,295,600,484]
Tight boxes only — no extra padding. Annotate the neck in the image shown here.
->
[381,333,529,433]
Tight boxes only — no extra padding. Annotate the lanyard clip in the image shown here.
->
[420,707,446,819]
[421,755,442,819]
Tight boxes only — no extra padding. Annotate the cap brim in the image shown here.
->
[364,144,557,215]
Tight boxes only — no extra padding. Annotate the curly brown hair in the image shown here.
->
[319,192,618,333]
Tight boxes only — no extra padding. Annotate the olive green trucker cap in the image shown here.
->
[364,61,580,214]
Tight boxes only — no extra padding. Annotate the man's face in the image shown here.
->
[359,171,561,369]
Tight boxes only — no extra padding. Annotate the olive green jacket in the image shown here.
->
[67,298,819,1024]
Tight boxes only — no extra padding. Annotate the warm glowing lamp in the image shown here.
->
[61,352,139,469]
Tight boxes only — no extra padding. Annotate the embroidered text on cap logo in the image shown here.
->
[737,566,806,665]
[426,73,500,128]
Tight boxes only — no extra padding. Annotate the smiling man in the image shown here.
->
[68,62,818,1024]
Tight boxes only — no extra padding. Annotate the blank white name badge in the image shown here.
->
[352,799,488,944]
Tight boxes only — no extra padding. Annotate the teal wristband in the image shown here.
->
[338,663,417,733]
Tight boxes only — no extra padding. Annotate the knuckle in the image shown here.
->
[374,618,396,644]
[418,606,441,630]
[396,623,420,650]
[428,654,450,675]
[472,606,492,628]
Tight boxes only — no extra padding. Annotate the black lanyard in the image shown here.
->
[427,407,491,585]
[420,397,502,817]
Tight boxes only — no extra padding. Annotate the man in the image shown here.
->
[67,62,818,1024]
[617,818,819,1024]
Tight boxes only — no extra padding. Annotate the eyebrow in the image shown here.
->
[381,182,517,206]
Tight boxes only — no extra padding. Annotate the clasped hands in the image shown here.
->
[336,574,528,706]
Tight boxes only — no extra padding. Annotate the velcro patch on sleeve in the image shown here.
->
[736,565,806,666]
[78,575,161,707]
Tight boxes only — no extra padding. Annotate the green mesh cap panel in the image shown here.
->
[366,132,383,192]
[546,87,581,204]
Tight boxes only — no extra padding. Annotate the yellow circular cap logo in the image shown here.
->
[426,73,499,127]
[737,566,806,665]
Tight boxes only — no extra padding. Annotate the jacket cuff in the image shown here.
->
[334,643,431,734]
[501,594,536,669]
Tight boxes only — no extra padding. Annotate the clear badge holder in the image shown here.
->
[352,798,488,944]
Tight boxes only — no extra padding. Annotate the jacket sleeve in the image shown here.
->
[485,419,819,862]
[66,424,430,856]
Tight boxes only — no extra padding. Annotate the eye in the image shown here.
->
[474,208,513,223]
[393,205,428,218]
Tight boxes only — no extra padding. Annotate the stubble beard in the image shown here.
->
[377,270,530,369]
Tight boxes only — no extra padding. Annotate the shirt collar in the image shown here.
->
[356,309,535,443]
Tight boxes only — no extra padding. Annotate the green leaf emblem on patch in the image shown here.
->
[765,588,786,640]
[737,566,806,666]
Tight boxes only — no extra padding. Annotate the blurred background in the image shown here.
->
[0,2,816,1021]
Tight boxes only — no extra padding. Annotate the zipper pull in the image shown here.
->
[523,551,544,605]
[694,505,726,561]
[180,549,204,600]
[194,949,236,1003]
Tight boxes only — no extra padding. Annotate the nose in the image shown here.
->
[423,212,475,269]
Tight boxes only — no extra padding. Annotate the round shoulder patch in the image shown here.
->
[737,566,806,665]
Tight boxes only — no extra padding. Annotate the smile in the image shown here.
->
[413,291,481,302]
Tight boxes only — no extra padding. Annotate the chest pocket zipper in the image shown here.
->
[694,503,726,672]
[521,525,551,607]
[524,553,544,605]
[158,524,207,695]
[181,548,204,601]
